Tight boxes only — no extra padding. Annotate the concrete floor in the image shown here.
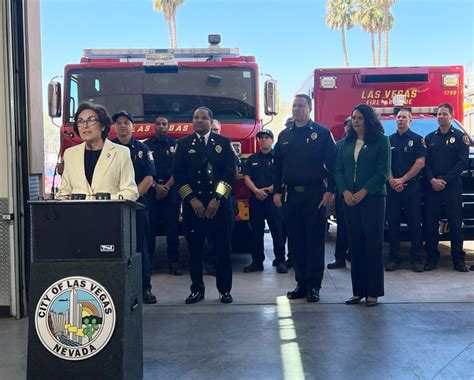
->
[1,227,474,379]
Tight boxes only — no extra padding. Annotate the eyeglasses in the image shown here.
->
[77,117,99,127]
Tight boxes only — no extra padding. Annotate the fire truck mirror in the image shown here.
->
[264,80,279,116]
[48,81,62,118]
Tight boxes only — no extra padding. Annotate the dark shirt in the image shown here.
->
[424,127,469,183]
[144,135,176,182]
[84,149,102,185]
[243,150,275,190]
[113,138,155,185]
[389,129,426,180]
[274,120,336,193]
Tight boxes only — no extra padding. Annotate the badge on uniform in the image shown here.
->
[421,138,426,148]
[215,145,222,153]
[170,146,175,153]
[311,132,318,140]
[408,140,413,147]
[449,137,456,144]
[138,150,143,159]
[463,135,470,145]
[188,149,196,154]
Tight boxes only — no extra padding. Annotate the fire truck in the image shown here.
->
[305,65,474,240]
[48,35,279,252]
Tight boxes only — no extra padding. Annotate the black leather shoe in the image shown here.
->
[424,263,438,271]
[327,260,346,269]
[345,296,363,305]
[365,299,378,307]
[454,263,469,272]
[185,291,204,304]
[412,262,424,272]
[143,289,157,304]
[276,262,288,274]
[385,261,399,271]
[287,286,306,299]
[170,262,183,276]
[243,262,264,273]
[306,288,320,302]
[220,292,233,304]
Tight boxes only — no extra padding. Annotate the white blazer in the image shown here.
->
[59,139,138,201]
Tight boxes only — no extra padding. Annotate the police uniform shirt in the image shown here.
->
[274,120,336,192]
[243,150,274,190]
[389,129,426,180]
[113,137,155,185]
[424,127,469,183]
[144,135,176,182]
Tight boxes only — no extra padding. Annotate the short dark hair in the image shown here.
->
[195,106,214,120]
[294,94,312,110]
[73,102,111,140]
[437,103,454,115]
[155,116,169,124]
[347,104,384,144]
[397,108,412,118]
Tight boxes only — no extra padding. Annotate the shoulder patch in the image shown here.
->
[463,135,470,145]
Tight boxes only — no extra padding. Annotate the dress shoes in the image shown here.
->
[345,296,363,305]
[327,259,346,269]
[423,263,438,271]
[276,262,288,274]
[306,288,320,302]
[185,291,204,304]
[169,262,183,276]
[143,289,157,304]
[243,262,264,273]
[287,286,307,300]
[365,299,378,307]
[412,262,424,272]
[385,261,399,271]
[453,263,469,272]
[220,292,233,304]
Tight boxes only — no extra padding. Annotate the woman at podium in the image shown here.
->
[59,102,138,201]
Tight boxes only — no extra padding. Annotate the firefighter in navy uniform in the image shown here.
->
[423,103,470,272]
[243,129,287,274]
[274,94,336,302]
[174,107,237,304]
[144,117,182,276]
[112,111,157,303]
[386,108,426,273]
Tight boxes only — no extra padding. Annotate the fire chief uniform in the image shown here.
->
[274,121,336,294]
[423,127,469,270]
[173,132,236,295]
[387,129,426,266]
[113,137,156,292]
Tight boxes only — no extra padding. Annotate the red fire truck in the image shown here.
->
[305,65,474,239]
[48,35,279,251]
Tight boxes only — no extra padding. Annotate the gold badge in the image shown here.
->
[408,140,413,147]
[463,135,470,145]
[215,145,222,153]
[449,137,456,144]
[188,149,196,154]
[170,146,175,153]
[138,151,143,158]
[311,132,318,140]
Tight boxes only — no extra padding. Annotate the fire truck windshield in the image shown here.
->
[66,66,256,123]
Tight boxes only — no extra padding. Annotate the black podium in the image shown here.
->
[27,200,143,380]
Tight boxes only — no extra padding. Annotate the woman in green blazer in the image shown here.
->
[334,104,391,307]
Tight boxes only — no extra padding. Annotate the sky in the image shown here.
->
[40,0,474,105]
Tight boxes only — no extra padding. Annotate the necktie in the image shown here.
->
[200,136,206,145]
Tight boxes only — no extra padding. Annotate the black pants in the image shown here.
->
[386,180,424,264]
[147,189,180,265]
[249,195,286,264]
[424,179,464,265]
[283,184,326,290]
[136,207,152,291]
[183,198,232,294]
[334,194,351,261]
[345,195,385,298]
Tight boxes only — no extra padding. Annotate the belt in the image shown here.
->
[286,182,323,193]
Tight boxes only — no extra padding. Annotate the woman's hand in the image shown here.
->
[343,191,355,207]
[353,189,368,205]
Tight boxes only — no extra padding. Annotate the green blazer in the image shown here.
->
[335,134,391,196]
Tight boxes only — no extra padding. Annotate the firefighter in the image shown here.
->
[274,94,336,302]
[385,108,426,272]
[243,129,287,274]
[112,111,157,304]
[144,117,182,276]
[423,103,470,272]
[173,107,236,304]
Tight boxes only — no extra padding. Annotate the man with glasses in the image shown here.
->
[144,116,182,276]
[112,110,157,304]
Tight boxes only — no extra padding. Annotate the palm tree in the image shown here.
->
[374,0,395,66]
[326,0,356,67]
[152,0,186,48]
[355,0,384,66]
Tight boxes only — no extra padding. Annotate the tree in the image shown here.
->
[326,0,356,67]
[355,0,384,66]
[374,0,395,66]
[152,0,186,48]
